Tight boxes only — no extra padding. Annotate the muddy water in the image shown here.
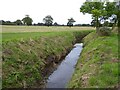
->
[46,43,83,88]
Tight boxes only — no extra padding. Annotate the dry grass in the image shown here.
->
[1,25,95,33]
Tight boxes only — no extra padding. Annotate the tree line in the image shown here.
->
[0,15,78,27]
[0,14,115,27]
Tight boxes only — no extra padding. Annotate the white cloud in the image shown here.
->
[0,0,92,24]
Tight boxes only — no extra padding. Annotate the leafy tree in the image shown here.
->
[104,2,117,28]
[37,23,44,26]
[15,19,22,25]
[0,20,5,25]
[80,1,104,32]
[105,1,120,30]
[115,1,120,31]
[117,7,120,32]
[22,15,33,26]
[53,22,58,26]
[67,18,76,27]
[1,21,16,25]
[80,0,120,32]
[91,19,96,27]
[43,15,53,27]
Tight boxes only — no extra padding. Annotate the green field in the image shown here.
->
[2,25,95,33]
[2,25,95,42]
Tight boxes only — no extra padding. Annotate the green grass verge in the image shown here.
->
[2,30,93,88]
[68,32,119,88]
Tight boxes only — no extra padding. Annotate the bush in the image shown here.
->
[98,27,111,36]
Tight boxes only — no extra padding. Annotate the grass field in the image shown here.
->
[1,25,95,33]
[1,25,95,42]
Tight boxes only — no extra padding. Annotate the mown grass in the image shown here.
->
[68,32,119,88]
[2,28,93,88]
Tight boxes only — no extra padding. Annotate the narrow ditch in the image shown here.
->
[35,33,91,88]
[45,43,83,88]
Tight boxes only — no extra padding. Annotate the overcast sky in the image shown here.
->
[0,0,93,25]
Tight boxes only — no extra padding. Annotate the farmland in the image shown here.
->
[1,25,119,88]
[2,25,95,42]
[1,0,120,88]
[2,25,95,33]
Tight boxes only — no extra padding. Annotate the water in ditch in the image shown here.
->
[46,43,83,88]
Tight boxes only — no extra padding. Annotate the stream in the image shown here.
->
[46,43,83,88]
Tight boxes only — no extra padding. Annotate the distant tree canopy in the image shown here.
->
[0,20,16,25]
[67,18,76,27]
[15,19,23,25]
[43,15,53,27]
[22,15,33,26]
[37,23,44,26]
[75,24,91,26]
[53,22,58,26]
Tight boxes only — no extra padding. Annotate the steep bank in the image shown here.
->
[68,32,119,88]
[2,30,92,88]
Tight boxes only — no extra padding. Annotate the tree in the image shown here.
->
[105,1,120,31]
[80,1,105,32]
[37,23,44,26]
[15,19,22,25]
[117,2,120,33]
[104,2,117,29]
[22,15,33,26]
[67,18,76,27]
[0,20,5,25]
[91,19,96,27]
[80,0,120,32]
[43,15,53,27]
[53,22,58,26]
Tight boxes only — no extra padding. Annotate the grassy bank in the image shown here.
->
[68,32,119,88]
[2,30,92,88]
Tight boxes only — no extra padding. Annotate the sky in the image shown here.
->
[0,0,93,25]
